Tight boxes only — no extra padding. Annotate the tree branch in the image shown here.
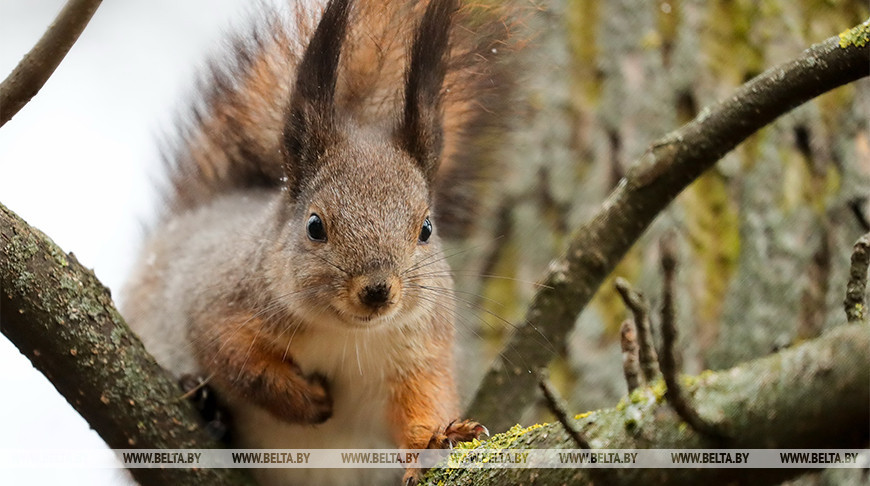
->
[0,0,102,127]
[536,370,591,450]
[431,323,870,486]
[844,232,870,323]
[467,20,870,432]
[0,203,253,486]
[658,233,725,440]
[619,319,641,393]
[615,277,659,383]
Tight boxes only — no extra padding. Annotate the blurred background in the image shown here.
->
[1,1,868,485]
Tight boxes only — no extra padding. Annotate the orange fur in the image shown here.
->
[388,341,458,450]
[191,313,332,424]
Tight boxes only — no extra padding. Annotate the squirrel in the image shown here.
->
[122,0,512,484]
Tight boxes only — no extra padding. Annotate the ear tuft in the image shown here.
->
[396,0,458,183]
[283,0,354,195]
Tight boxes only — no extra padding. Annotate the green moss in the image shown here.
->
[839,19,870,48]
[679,374,698,388]
[8,233,40,259]
[477,237,522,357]
[613,385,674,435]
[704,0,765,84]
[848,302,865,321]
[680,170,740,340]
[592,249,644,337]
[656,0,680,53]
[778,124,842,219]
[450,423,547,459]
[650,378,667,402]
[15,269,35,293]
[6,234,40,295]
[616,397,627,411]
[799,0,869,45]
[628,386,647,404]
[641,30,663,50]
[425,423,548,483]
[824,165,842,200]
[616,386,656,410]
[567,0,602,105]
[574,410,594,420]
[47,245,69,267]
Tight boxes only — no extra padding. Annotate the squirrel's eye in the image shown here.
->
[307,214,327,242]
[418,217,432,244]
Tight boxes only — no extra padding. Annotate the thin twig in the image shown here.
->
[848,197,870,232]
[535,370,591,449]
[844,232,870,323]
[0,0,102,127]
[659,233,726,440]
[615,277,660,382]
[619,319,641,393]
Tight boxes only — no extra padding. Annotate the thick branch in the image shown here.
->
[467,22,870,432]
[432,323,870,486]
[0,203,253,486]
[0,0,102,127]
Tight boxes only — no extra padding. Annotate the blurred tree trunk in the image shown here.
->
[451,2,869,484]
[455,0,869,413]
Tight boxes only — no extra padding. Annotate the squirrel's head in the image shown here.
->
[268,0,458,328]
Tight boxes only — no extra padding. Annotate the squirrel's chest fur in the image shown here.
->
[231,313,411,443]
[233,325,408,486]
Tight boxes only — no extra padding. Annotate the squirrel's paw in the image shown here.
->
[426,419,489,449]
[263,369,333,424]
[403,470,423,486]
[402,420,489,485]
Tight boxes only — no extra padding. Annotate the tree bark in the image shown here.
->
[0,202,253,486]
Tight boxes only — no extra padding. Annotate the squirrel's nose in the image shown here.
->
[359,282,392,309]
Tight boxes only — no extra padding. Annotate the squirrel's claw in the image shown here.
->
[443,418,488,445]
[424,418,487,449]
[403,472,420,486]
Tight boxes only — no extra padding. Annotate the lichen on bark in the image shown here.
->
[0,202,253,486]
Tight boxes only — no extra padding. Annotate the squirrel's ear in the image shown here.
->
[283,0,352,192]
[396,0,457,183]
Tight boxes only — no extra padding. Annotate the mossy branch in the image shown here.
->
[0,203,254,486]
[467,20,870,432]
[430,323,870,486]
